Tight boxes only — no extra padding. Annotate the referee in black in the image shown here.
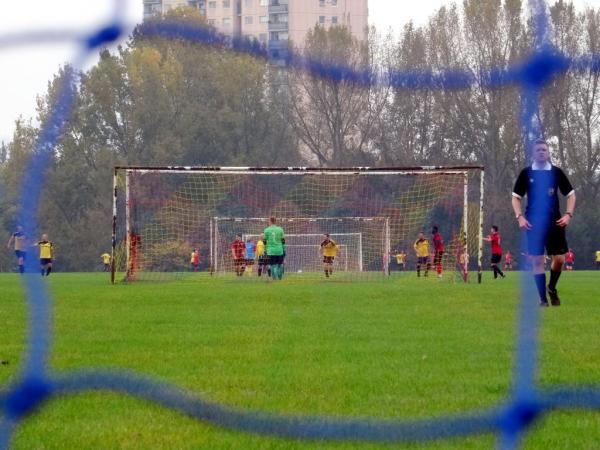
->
[511,138,576,306]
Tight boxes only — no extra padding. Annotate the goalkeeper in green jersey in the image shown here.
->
[263,216,285,280]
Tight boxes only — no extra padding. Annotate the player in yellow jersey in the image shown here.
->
[256,238,270,277]
[34,234,54,276]
[596,250,600,270]
[101,252,112,272]
[394,250,407,271]
[413,231,430,277]
[7,225,27,274]
[320,234,338,278]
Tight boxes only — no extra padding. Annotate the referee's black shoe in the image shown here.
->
[548,288,561,306]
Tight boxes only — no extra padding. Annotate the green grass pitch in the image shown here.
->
[1,271,599,449]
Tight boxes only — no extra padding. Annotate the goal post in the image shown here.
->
[112,166,484,283]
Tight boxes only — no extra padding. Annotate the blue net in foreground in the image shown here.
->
[1,0,600,449]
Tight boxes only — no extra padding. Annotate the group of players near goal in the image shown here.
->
[224,223,452,280]
[224,216,338,280]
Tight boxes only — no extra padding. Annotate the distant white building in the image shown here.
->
[143,0,368,58]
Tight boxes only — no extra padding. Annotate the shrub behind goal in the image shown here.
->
[112,166,484,282]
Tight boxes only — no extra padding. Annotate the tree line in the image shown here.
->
[1,0,598,272]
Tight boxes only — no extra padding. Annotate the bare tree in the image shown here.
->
[288,25,388,166]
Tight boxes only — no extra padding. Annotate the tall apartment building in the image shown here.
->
[143,0,368,58]
[143,0,206,17]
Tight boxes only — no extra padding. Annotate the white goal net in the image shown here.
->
[112,166,484,283]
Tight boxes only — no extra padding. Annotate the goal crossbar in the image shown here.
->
[115,166,481,177]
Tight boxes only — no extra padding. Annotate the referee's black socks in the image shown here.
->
[548,269,561,291]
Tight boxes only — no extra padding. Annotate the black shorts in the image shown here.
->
[40,258,52,265]
[323,256,334,264]
[15,250,26,259]
[234,258,245,267]
[245,258,255,265]
[258,255,268,266]
[417,256,429,265]
[269,255,284,265]
[526,219,568,256]
[491,253,502,264]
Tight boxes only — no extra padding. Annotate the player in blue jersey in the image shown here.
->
[245,238,256,275]
[512,138,576,307]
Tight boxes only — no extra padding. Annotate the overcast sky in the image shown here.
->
[0,0,597,144]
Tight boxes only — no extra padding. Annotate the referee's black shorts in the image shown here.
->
[526,217,568,256]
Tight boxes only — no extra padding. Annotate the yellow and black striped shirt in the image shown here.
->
[414,239,429,258]
[256,240,265,257]
[38,241,53,259]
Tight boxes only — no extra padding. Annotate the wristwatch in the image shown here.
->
[515,213,522,220]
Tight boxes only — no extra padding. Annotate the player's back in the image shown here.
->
[246,242,255,259]
[256,240,265,257]
[433,233,445,252]
[264,225,284,256]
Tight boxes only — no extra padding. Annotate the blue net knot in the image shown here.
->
[498,397,544,435]
[520,45,570,87]
[2,377,53,420]
[86,24,123,49]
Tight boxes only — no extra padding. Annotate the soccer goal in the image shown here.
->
[112,166,484,283]
[212,217,390,275]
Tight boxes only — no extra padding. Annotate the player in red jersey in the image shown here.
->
[504,250,513,271]
[432,226,444,278]
[483,225,506,279]
[190,248,200,272]
[230,235,246,276]
[565,248,574,271]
